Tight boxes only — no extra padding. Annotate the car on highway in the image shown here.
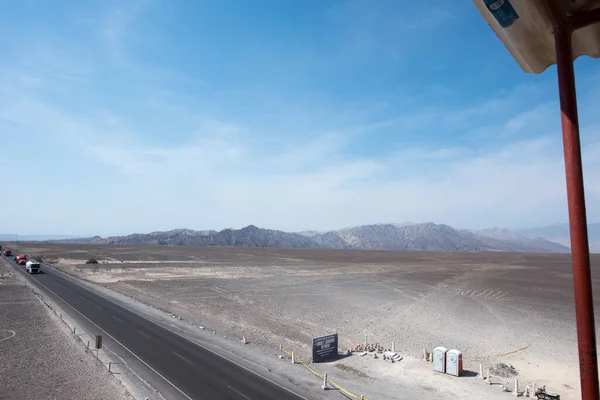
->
[16,254,27,265]
[3,248,12,256]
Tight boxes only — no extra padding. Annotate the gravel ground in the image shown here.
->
[490,363,518,378]
[0,260,132,400]
[13,242,600,400]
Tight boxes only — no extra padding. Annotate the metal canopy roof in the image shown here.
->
[473,0,600,73]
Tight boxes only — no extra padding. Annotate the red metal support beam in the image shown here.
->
[546,1,600,31]
[551,5,600,399]
[545,0,566,27]
[570,6,600,31]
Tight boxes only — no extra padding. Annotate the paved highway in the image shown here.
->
[2,253,307,400]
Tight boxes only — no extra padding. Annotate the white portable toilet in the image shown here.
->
[446,349,463,377]
[432,346,447,373]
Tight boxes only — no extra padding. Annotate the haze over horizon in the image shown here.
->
[2,0,600,237]
[3,220,599,241]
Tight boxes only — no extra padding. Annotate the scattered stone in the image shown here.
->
[490,363,518,378]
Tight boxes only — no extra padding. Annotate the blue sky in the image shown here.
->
[1,0,600,236]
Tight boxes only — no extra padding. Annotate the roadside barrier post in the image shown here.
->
[94,335,103,358]
[321,373,328,390]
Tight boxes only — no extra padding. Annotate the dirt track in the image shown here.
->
[10,242,600,399]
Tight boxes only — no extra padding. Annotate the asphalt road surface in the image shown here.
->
[2,253,306,400]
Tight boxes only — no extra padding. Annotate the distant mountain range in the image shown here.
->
[47,223,573,253]
[515,222,600,253]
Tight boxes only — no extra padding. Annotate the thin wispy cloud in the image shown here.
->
[90,0,150,59]
[1,0,599,236]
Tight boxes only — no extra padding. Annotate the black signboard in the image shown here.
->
[312,333,338,363]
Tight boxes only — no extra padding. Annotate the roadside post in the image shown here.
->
[95,334,103,358]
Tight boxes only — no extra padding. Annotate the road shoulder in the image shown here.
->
[0,259,132,400]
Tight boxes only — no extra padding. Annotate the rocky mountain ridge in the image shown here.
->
[51,223,570,253]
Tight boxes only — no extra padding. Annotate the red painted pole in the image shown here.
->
[553,21,600,400]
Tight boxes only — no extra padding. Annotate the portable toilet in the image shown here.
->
[432,346,447,373]
[446,349,463,377]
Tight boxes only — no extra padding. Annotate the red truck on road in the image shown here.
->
[3,249,12,257]
[16,254,27,265]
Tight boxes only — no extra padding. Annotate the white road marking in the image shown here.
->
[22,275,194,400]
[138,313,308,399]
[0,329,16,342]
[20,262,308,400]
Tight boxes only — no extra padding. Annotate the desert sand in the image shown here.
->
[12,242,600,399]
